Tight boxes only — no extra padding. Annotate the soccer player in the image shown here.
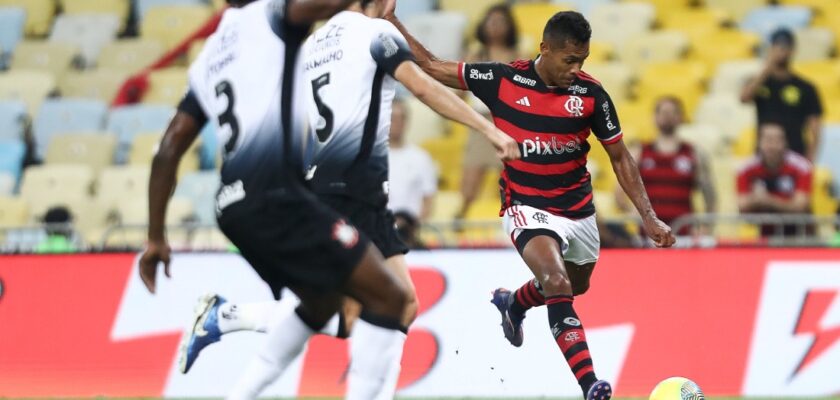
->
[136,1,418,399]
[385,5,676,400]
[174,0,520,397]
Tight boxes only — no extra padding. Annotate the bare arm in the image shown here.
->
[420,195,434,221]
[394,61,520,161]
[384,13,463,89]
[740,68,771,103]
[139,111,201,293]
[805,115,821,162]
[285,0,358,26]
[604,139,675,247]
[614,142,641,213]
[694,148,717,213]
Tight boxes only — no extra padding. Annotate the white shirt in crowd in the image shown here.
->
[388,144,438,218]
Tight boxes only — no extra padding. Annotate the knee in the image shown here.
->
[539,270,572,296]
[403,290,420,325]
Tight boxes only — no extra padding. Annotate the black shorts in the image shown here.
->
[319,194,408,259]
[216,183,369,299]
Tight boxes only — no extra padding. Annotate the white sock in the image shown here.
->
[346,319,407,400]
[226,307,313,400]
[373,352,403,400]
[216,301,275,333]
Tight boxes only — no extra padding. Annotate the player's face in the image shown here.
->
[654,100,683,135]
[539,39,589,88]
[758,124,787,166]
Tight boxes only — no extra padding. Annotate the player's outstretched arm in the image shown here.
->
[383,9,463,89]
[394,61,520,161]
[139,111,201,294]
[286,0,358,25]
[604,139,676,248]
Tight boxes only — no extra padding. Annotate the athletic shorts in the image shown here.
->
[216,182,370,299]
[502,205,600,265]
[319,194,408,259]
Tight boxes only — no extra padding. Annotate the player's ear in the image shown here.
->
[539,41,550,57]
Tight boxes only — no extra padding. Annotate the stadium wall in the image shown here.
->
[0,249,838,397]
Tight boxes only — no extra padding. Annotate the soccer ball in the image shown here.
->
[649,377,705,400]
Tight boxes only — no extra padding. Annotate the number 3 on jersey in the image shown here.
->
[311,72,334,142]
[215,80,240,155]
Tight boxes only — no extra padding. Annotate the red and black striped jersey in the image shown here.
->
[638,142,697,225]
[458,59,623,219]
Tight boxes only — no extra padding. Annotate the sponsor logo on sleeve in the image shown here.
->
[469,68,494,81]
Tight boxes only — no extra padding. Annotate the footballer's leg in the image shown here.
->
[517,234,610,399]
[227,288,343,399]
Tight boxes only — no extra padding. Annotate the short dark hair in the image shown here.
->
[770,28,795,48]
[475,4,519,49]
[543,11,591,49]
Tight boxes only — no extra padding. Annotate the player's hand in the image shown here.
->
[644,217,676,248]
[490,129,521,162]
[138,239,171,294]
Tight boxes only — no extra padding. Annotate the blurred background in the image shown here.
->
[0,0,839,253]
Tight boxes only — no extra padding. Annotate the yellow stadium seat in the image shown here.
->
[593,189,620,219]
[188,39,205,63]
[812,9,840,49]
[618,30,689,68]
[404,96,446,145]
[59,69,130,103]
[0,196,28,227]
[710,59,763,95]
[128,132,199,177]
[464,198,500,220]
[779,0,837,15]
[0,0,55,36]
[142,67,188,106]
[794,27,835,62]
[614,100,656,144]
[117,197,193,225]
[581,62,635,102]
[0,70,57,116]
[20,165,94,217]
[98,39,164,74]
[96,166,150,211]
[636,61,708,116]
[733,125,757,157]
[589,2,656,48]
[141,5,213,50]
[693,93,756,140]
[587,41,613,63]
[703,0,768,21]
[430,191,463,223]
[511,2,573,52]
[45,133,116,173]
[587,135,617,192]
[10,41,79,77]
[823,99,840,123]
[688,29,759,70]
[421,136,464,190]
[658,7,731,40]
[478,167,502,200]
[60,0,129,28]
[621,0,693,18]
[793,60,840,99]
[676,123,728,156]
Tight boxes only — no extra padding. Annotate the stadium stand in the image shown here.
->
[0,139,24,190]
[59,69,131,103]
[59,0,131,29]
[0,100,27,141]
[0,0,55,36]
[403,12,468,62]
[174,171,220,225]
[105,104,174,162]
[0,6,25,65]
[140,5,213,49]
[10,41,79,77]
[33,98,108,160]
[97,39,165,75]
[0,70,56,116]
[45,133,117,175]
[49,14,121,68]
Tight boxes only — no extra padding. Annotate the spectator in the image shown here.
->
[737,123,813,237]
[35,206,78,253]
[457,4,523,219]
[618,97,716,234]
[388,99,438,221]
[741,28,823,161]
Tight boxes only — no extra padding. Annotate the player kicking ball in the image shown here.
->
[174,0,520,398]
[385,4,676,400]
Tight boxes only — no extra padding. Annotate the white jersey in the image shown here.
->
[301,11,413,206]
[187,0,310,198]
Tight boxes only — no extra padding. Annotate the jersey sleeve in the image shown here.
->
[369,20,415,77]
[178,89,209,127]
[591,85,623,144]
[458,62,504,105]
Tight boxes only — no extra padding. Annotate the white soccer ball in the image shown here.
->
[649,377,705,400]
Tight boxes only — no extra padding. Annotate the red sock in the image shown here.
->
[546,295,597,394]
[510,279,545,317]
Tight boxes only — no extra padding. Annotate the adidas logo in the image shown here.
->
[515,96,531,107]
